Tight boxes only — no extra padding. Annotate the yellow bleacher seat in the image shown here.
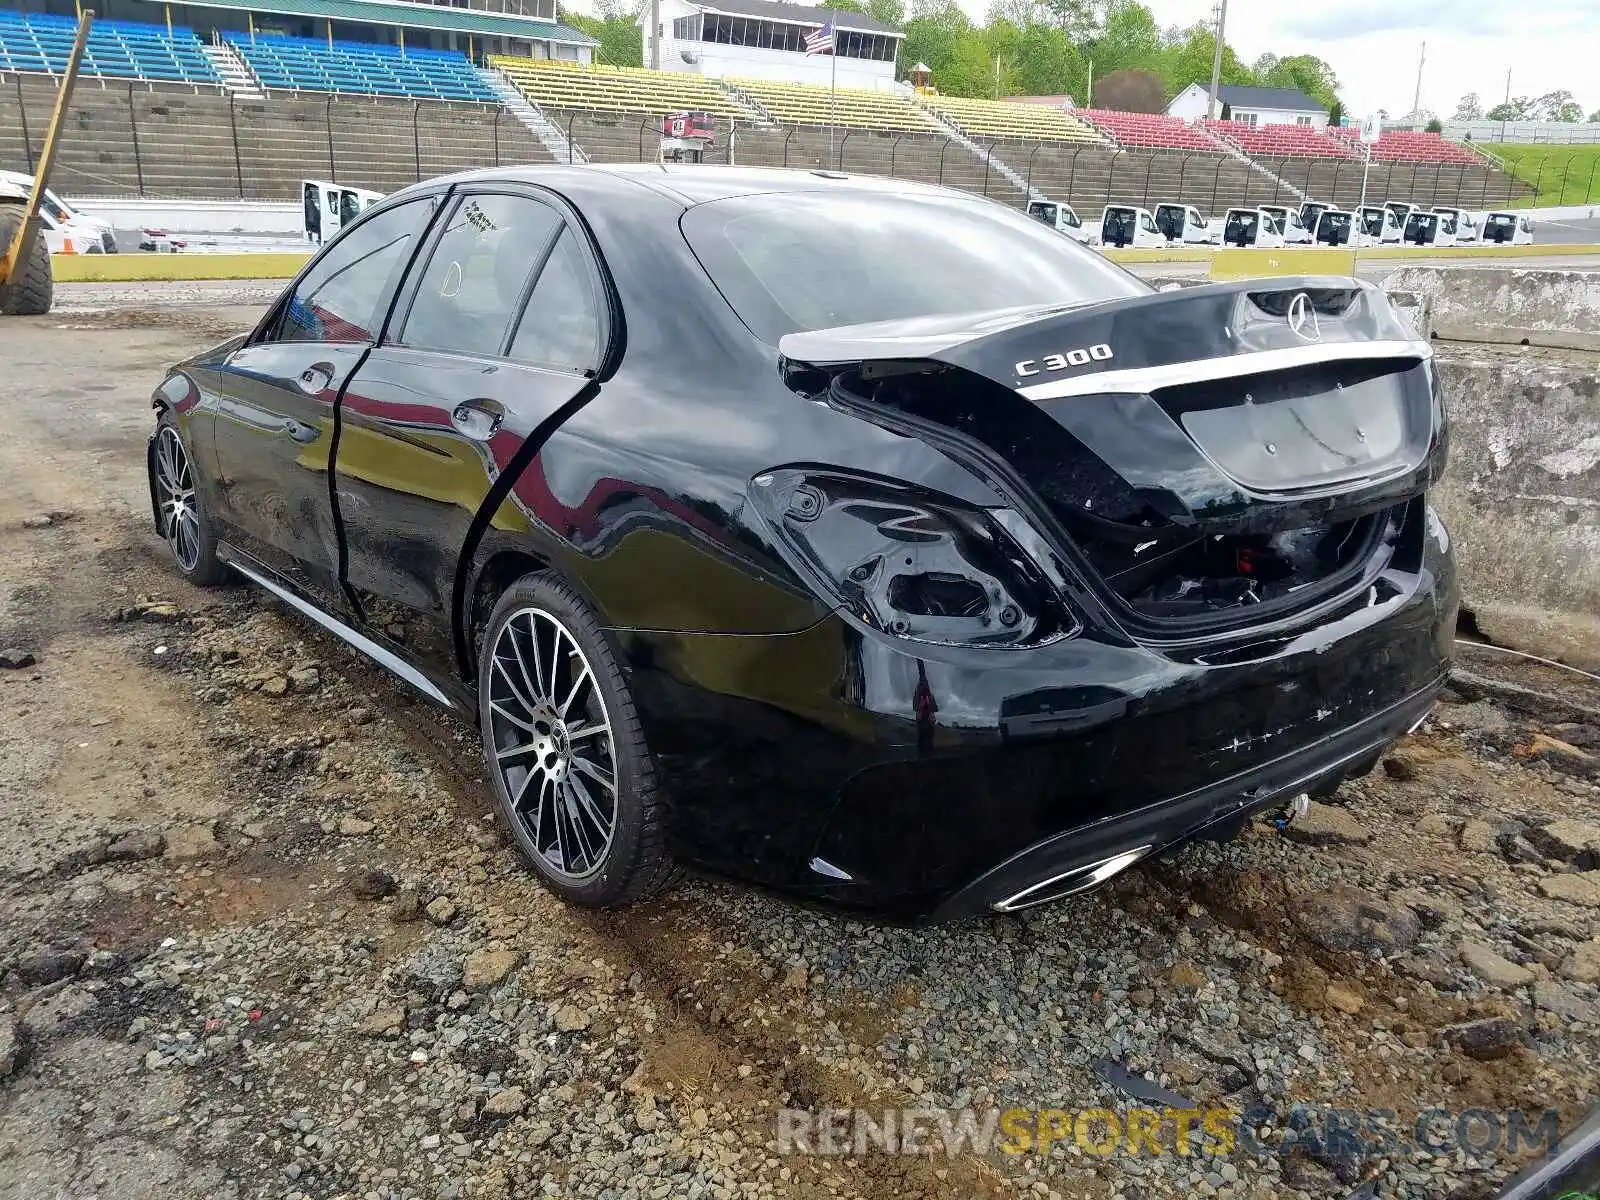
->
[490,55,748,118]
[729,78,941,132]
[919,95,1102,143]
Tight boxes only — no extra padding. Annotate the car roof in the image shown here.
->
[398,162,972,209]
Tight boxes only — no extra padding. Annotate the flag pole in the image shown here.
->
[828,7,837,166]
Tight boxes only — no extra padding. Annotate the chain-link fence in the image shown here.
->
[0,75,1571,215]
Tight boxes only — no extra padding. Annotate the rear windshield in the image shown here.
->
[682,190,1144,344]
[1317,213,1351,239]
[1486,214,1515,229]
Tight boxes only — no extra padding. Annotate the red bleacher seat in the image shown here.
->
[1326,126,1480,165]
[1081,109,1220,152]
[1203,120,1354,159]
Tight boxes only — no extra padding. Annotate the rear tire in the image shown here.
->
[477,572,674,908]
[152,414,227,587]
[0,205,53,317]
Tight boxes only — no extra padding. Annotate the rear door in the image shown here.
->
[335,186,608,682]
[212,196,436,610]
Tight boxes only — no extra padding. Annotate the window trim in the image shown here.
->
[247,190,444,350]
[383,181,614,378]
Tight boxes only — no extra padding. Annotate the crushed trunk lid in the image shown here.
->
[780,278,1443,636]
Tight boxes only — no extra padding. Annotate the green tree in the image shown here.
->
[560,10,643,67]
[1260,53,1339,112]
[1090,0,1161,78]
[1011,21,1084,97]
[1157,22,1252,98]
[1453,92,1483,120]
[867,0,906,25]
[899,0,976,84]
[1485,98,1529,121]
[1590,109,1600,123]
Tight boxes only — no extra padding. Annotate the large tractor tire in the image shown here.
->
[0,203,54,317]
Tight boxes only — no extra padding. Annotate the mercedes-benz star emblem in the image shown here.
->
[1287,292,1321,342]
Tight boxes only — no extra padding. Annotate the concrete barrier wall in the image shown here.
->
[1431,343,1600,669]
[1385,266,1600,350]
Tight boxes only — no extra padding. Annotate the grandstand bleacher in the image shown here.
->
[0,10,218,86]
[734,77,939,132]
[920,95,1100,143]
[1326,125,1482,165]
[1080,109,1216,152]
[1204,120,1354,159]
[490,56,747,118]
[227,34,494,102]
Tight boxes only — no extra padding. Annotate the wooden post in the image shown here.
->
[2,12,92,291]
[398,27,404,54]
[327,19,334,49]
[164,3,172,35]
[247,12,254,39]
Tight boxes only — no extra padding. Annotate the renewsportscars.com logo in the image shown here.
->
[776,1105,1564,1159]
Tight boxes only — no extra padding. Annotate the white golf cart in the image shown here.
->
[1354,205,1402,246]
[1432,207,1480,245]
[1481,211,1534,245]
[1026,199,1090,244]
[1260,204,1312,245]
[1098,205,1165,249]
[1401,209,1453,247]
[1311,209,1355,246]
[1221,207,1285,248]
[1299,200,1333,234]
[303,180,384,246]
[1153,202,1219,245]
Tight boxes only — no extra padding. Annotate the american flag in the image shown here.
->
[803,17,835,55]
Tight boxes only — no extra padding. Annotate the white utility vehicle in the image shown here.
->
[1432,207,1480,244]
[1026,199,1090,243]
[1153,202,1219,244]
[302,180,384,245]
[1098,205,1165,248]
[1354,205,1402,245]
[1260,204,1312,245]
[1221,207,1285,248]
[1481,211,1534,245]
[1311,209,1355,246]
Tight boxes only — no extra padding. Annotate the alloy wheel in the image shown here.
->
[155,426,202,572]
[486,607,619,881]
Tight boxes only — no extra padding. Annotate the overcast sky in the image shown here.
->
[589,0,1597,118]
[968,0,1600,118]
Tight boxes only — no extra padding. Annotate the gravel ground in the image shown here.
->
[1,306,1598,1200]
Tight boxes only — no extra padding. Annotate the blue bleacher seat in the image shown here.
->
[0,10,220,85]
[224,32,495,103]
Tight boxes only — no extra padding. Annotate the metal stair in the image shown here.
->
[201,39,263,99]
[916,105,1046,203]
[479,66,587,164]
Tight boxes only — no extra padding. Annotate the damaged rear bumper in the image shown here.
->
[925,675,1444,921]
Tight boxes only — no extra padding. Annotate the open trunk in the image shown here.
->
[781,278,1444,638]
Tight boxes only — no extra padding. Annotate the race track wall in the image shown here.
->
[1430,335,1600,668]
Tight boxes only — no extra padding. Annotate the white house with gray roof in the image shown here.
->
[640,0,903,90]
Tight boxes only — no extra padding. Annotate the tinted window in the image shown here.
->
[403,194,560,358]
[682,190,1144,344]
[277,199,429,344]
[508,228,601,372]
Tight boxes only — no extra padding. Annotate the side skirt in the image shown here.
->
[218,544,459,712]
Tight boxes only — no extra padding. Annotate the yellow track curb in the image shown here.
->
[46,242,1600,284]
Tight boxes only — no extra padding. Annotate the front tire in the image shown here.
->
[0,205,53,316]
[152,415,227,586]
[477,573,674,908]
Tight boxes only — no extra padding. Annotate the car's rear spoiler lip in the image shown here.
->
[1017,338,1431,401]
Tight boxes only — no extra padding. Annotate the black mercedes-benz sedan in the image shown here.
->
[147,165,1456,921]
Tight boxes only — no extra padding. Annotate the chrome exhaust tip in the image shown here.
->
[992,845,1153,913]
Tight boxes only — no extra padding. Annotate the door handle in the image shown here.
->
[281,418,320,444]
[296,364,334,395]
[451,399,504,442]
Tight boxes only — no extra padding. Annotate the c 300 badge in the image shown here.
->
[1015,343,1113,378]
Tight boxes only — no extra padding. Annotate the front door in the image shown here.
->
[212,196,436,609]
[336,188,606,683]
